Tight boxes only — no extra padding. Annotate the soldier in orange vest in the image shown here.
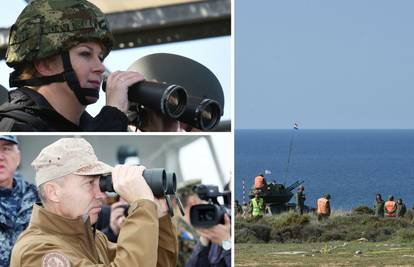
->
[317,194,331,221]
[384,195,397,217]
[254,174,267,193]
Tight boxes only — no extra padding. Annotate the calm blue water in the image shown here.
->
[235,129,414,210]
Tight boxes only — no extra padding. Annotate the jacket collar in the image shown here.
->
[30,203,92,236]
[9,87,93,131]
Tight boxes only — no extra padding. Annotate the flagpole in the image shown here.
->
[284,122,298,180]
[242,178,246,205]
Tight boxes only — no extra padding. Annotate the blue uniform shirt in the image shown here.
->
[0,175,39,267]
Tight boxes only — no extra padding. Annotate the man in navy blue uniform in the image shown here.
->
[0,135,39,266]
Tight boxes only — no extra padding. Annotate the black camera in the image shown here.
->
[99,168,176,198]
[190,184,231,228]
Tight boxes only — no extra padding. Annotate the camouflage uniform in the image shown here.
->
[374,198,385,218]
[295,189,306,215]
[175,179,201,267]
[176,216,199,267]
[0,175,39,267]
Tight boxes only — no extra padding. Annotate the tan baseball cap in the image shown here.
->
[32,138,113,187]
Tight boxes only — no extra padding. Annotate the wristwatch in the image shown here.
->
[221,239,231,250]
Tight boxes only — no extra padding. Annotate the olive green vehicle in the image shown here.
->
[249,180,304,214]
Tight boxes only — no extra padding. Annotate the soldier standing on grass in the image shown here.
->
[317,194,331,221]
[295,185,306,215]
[384,195,397,217]
[374,193,385,218]
[396,198,407,218]
[251,191,265,219]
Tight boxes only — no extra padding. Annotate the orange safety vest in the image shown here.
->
[317,198,329,215]
[384,201,396,217]
[254,176,265,189]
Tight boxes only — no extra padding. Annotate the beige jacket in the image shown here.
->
[11,199,178,267]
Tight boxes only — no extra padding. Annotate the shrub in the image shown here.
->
[352,205,374,215]
[395,228,414,243]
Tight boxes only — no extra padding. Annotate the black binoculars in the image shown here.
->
[123,53,225,131]
[99,168,177,198]
[102,77,222,130]
[102,77,187,120]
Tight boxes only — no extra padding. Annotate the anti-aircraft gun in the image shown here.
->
[249,179,304,214]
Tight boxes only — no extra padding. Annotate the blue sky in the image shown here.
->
[236,0,414,129]
[0,1,231,119]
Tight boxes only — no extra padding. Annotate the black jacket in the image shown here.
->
[0,87,128,131]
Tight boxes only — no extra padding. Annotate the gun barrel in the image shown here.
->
[286,180,304,192]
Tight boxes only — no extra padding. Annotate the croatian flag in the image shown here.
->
[293,122,299,130]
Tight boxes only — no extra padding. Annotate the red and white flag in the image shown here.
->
[293,122,299,130]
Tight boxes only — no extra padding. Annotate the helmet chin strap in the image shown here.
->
[9,51,99,106]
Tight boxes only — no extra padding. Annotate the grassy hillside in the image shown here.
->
[236,207,414,243]
[235,207,414,266]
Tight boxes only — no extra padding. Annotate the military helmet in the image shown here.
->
[6,0,114,68]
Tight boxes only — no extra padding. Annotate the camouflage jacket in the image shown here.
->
[0,176,39,267]
[176,216,199,267]
[296,191,306,207]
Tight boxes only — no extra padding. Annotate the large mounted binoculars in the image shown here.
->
[123,53,225,131]
[99,168,177,198]
[102,77,187,119]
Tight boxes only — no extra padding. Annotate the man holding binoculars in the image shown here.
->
[10,138,178,266]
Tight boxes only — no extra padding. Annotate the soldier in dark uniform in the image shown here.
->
[374,193,385,218]
[396,198,407,218]
[295,185,306,215]
[0,135,39,267]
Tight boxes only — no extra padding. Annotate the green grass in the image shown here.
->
[236,209,414,266]
[236,209,414,243]
[235,241,414,266]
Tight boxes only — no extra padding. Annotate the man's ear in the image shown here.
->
[43,182,62,203]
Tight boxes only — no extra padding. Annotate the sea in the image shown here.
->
[235,129,414,211]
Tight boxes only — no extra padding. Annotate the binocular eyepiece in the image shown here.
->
[99,168,177,198]
[102,76,187,119]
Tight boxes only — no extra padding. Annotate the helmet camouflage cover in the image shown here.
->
[6,0,114,68]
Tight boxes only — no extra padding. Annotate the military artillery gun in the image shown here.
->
[249,179,304,214]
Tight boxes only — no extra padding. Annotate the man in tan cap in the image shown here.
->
[11,138,178,266]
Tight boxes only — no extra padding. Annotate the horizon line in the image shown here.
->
[235,128,414,130]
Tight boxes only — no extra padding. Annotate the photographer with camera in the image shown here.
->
[185,184,231,267]
[10,138,178,266]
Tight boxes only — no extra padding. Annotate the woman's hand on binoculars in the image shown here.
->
[105,71,145,113]
[112,165,155,204]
